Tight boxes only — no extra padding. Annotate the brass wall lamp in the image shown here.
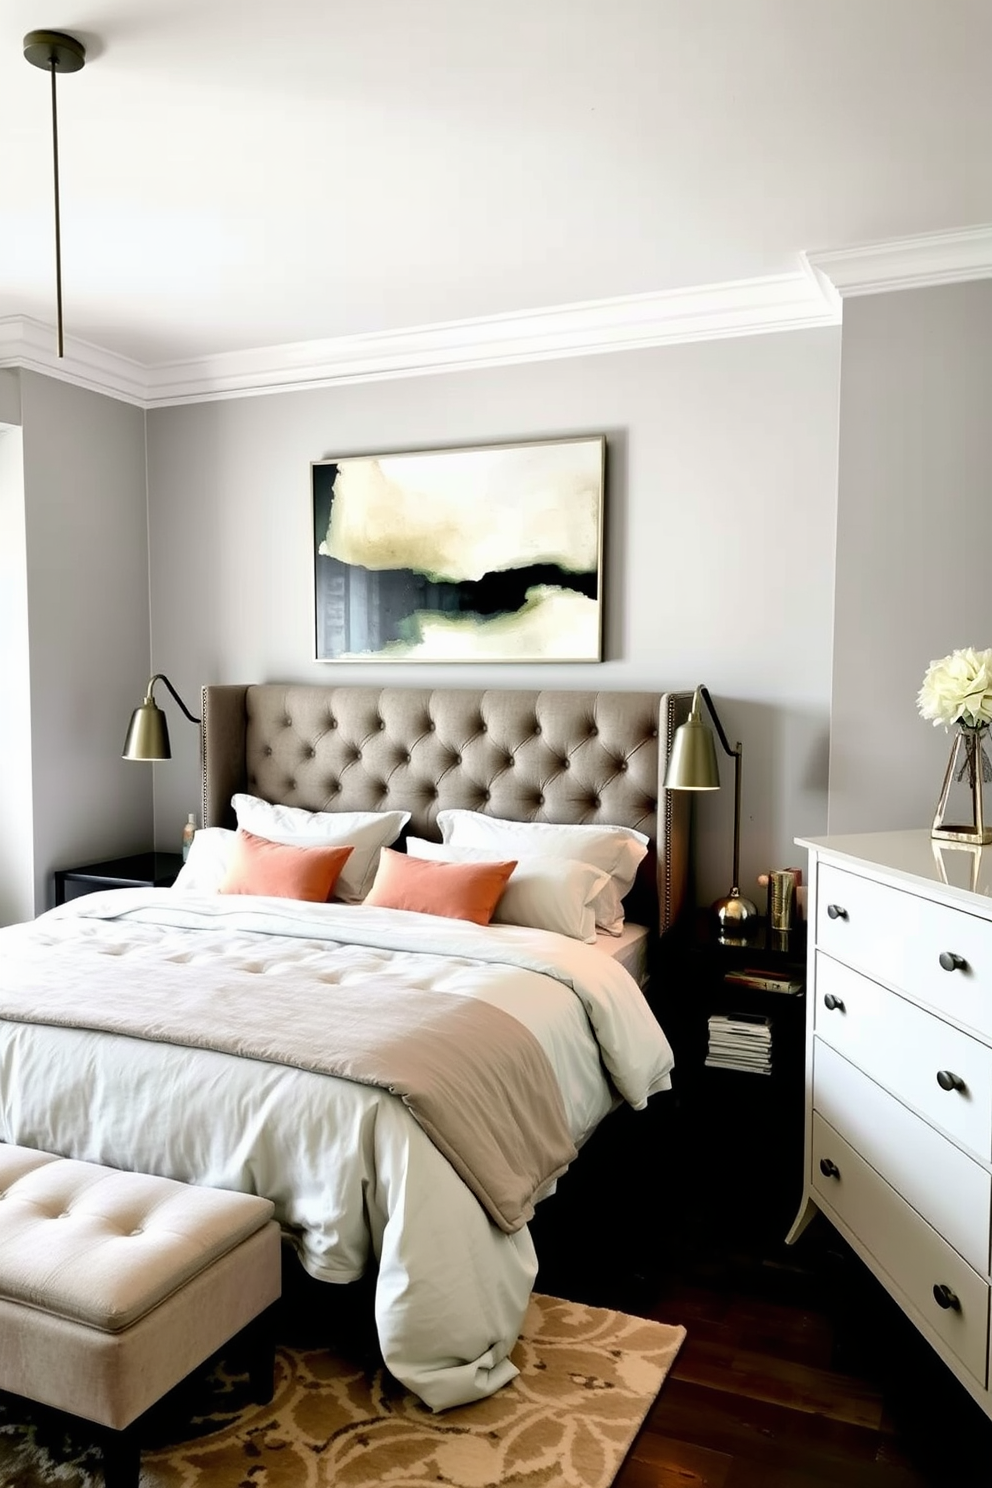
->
[663,685,758,939]
[23,28,87,358]
[122,675,201,761]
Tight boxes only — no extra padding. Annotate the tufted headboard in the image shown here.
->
[201,684,693,932]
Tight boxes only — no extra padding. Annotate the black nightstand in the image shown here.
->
[53,852,186,905]
[655,913,807,1253]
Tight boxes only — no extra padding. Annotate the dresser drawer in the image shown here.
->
[816,862,992,1039]
[813,1038,992,1274]
[812,1113,990,1386]
[814,954,992,1160]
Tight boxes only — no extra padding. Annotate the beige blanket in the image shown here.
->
[0,942,576,1234]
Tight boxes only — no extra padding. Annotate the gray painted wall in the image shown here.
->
[10,283,992,919]
[829,281,992,836]
[0,425,33,924]
[18,371,153,911]
[0,370,21,425]
[146,329,841,905]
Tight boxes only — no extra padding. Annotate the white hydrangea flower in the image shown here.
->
[918,647,992,730]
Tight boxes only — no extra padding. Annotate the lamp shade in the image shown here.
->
[663,712,720,791]
[122,700,171,760]
[122,673,200,761]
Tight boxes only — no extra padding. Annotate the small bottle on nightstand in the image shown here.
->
[181,813,196,861]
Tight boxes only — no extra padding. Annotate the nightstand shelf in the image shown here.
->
[53,852,185,905]
[656,913,807,1252]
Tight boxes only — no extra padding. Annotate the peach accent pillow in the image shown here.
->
[364,847,517,925]
[219,829,353,902]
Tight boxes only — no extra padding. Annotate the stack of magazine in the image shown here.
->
[705,1011,773,1074]
[723,968,802,995]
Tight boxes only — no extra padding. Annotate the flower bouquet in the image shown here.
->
[919,648,992,844]
[918,647,992,732]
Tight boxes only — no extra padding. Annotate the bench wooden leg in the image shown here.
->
[245,1302,278,1405]
[102,1421,142,1488]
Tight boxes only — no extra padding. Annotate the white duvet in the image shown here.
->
[0,890,673,1410]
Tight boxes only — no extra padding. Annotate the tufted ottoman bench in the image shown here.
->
[0,1144,282,1487]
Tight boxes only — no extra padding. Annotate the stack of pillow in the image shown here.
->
[173,796,649,943]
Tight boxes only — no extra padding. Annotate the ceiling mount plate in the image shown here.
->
[23,29,86,73]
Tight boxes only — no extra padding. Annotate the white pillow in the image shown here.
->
[435,810,649,936]
[405,838,611,943]
[231,795,411,902]
[172,827,237,893]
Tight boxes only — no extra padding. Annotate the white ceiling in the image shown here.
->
[1,0,990,369]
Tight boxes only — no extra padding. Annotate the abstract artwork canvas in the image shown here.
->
[312,435,605,662]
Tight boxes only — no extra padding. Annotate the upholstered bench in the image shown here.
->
[0,1144,282,1488]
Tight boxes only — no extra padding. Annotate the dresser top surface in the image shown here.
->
[796,827,992,912]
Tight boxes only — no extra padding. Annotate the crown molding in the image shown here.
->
[1,272,839,410]
[142,269,839,406]
[0,317,147,406]
[147,270,840,407]
[2,224,991,408]
[804,223,992,297]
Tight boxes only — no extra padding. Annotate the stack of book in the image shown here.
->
[705,1011,773,1074]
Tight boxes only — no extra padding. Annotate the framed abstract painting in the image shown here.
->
[311,434,605,662]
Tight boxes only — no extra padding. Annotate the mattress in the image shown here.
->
[595,921,651,987]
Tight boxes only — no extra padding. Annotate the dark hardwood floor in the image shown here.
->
[616,1222,992,1488]
[526,1093,992,1488]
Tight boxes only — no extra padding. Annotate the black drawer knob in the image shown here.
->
[819,1157,840,1179]
[823,993,845,1012]
[932,1283,961,1312]
[939,951,968,973]
[826,904,848,921]
[936,1069,967,1093]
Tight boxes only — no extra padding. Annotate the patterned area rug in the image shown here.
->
[0,1293,684,1487]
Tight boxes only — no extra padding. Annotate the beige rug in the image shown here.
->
[0,1293,684,1487]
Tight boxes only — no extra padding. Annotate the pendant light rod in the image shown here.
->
[50,55,64,356]
[23,30,86,359]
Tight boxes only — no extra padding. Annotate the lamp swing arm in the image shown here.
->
[144,674,201,724]
[696,686,744,892]
[728,736,744,894]
[695,685,735,760]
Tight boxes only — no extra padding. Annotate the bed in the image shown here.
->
[0,683,690,1410]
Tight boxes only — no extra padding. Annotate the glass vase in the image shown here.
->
[931,723,992,846]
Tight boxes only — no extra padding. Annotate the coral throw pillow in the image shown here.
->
[219,829,353,902]
[364,847,517,925]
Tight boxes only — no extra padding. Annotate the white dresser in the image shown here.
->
[791,829,992,1418]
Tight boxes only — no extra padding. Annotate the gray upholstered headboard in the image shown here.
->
[201,684,693,932]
